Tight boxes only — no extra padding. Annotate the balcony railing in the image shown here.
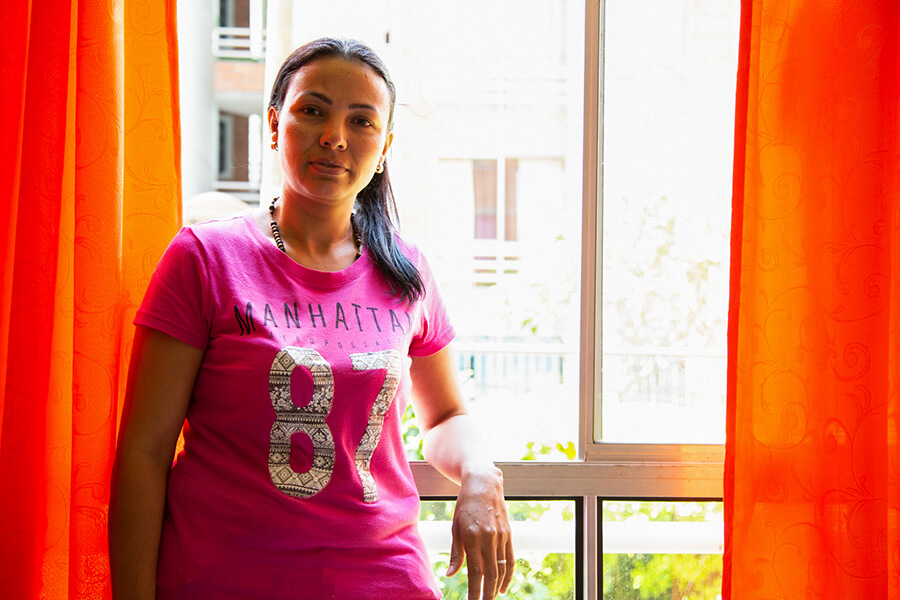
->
[455,340,574,395]
[454,339,724,408]
[213,26,266,60]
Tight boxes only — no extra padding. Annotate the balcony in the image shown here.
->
[213,26,266,60]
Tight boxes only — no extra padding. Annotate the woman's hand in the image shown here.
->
[446,466,514,599]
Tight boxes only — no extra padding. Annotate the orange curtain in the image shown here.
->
[725,1,899,599]
[0,1,181,597]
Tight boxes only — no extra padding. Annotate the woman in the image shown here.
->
[109,38,513,600]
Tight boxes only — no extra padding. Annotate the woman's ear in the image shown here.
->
[267,105,279,135]
[381,132,394,162]
[268,106,279,150]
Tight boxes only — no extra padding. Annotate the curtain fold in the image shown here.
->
[0,1,181,597]
[726,1,899,599]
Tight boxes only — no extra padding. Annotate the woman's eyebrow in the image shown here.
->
[300,91,378,112]
[300,90,332,104]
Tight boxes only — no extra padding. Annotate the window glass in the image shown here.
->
[374,0,585,461]
[218,112,250,182]
[600,0,740,443]
[473,159,499,239]
[421,499,577,599]
[602,500,723,600]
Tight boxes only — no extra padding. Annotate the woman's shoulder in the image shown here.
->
[154,211,261,275]
[185,210,254,238]
[177,210,258,253]
[390,231,443,291]
[391,230,426,264]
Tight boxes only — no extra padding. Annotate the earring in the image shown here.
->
[270,131,278,151]
[375,161,384,174]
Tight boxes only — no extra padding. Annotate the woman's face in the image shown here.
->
[269,56,393,209]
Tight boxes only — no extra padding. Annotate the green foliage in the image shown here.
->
[401,403,425,460]
[419,500,454,522]
[602,501,721,523]
[535,552,575,599]
[604,553,652,600]
[632,554,721,600]
[602,502,723,600]
[434,556,574,600]
[508,500,551,522]
[603,553,722,600]
[520,440,577,461]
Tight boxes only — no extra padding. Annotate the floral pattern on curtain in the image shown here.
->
[725,1,899,599]
[0,1,181,597]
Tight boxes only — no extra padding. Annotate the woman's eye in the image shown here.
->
[301,106,321,116]
[353,117,373,127]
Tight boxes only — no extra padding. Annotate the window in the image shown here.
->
[472,158,518,241]
[600,0,733,446]
[217,111,249,182]
[178,1,739,596]
[473,159,499,239]
[217,113,235,181]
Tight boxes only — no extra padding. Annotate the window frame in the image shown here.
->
[410,1,727,598]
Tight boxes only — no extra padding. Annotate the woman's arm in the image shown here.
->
[409,344,514,600]
[109,325,203,600]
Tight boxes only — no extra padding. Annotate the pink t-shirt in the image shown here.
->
[134,213,453,599]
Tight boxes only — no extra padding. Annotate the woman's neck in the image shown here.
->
[265,196,360,271]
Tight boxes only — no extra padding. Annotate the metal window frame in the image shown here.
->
[412,1,726,598]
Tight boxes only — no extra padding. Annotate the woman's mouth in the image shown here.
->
[309,159,347,175]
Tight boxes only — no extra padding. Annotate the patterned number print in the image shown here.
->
[350,350,402,503]
[268,347,335,498]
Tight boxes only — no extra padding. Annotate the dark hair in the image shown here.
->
[269,37,424,304]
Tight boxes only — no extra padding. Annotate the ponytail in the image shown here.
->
[355,162,425,305]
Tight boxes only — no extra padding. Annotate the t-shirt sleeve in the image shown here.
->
[134,227,211,351]
[407,248,455,357]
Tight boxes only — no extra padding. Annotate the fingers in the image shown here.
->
[499,533,515,594]
[447,528,465,577]
[496,557,507,596]
[456,520,500,600]
[470,525,513,600]
[478,537,500,600]
[478,547,506,600]
[496,501,514,595]
[462,525,490,600]
[483,516,516,600]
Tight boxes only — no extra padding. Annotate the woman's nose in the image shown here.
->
[320,119,347,150]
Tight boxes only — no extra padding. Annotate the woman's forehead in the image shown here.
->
[286,57,391,110]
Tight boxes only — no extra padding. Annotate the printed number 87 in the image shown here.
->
[267,347,401,503]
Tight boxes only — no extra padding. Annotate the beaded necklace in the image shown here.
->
[268,197,362,258]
